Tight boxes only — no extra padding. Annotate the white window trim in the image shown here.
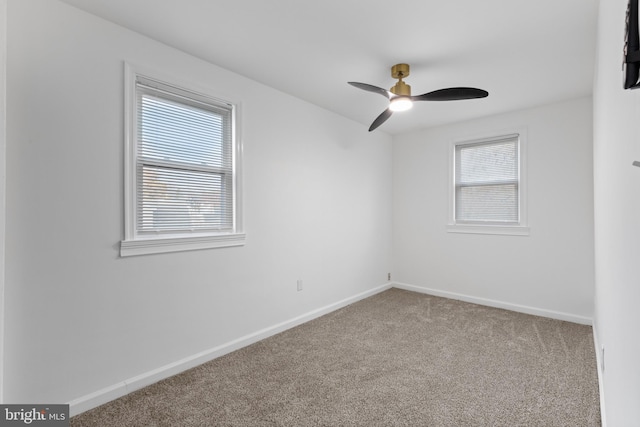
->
[447,128,529,236]
[121,62,245,257]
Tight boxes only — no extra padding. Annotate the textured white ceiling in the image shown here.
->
[58,0,599,135]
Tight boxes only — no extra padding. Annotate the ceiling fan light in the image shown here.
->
[389,96,413,112]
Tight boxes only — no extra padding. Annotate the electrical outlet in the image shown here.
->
[601,345,605,372]
[388,273,391,281]
[297,279,303,292]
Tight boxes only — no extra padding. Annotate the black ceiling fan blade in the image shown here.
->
[369,108,393,132]
[412,87,489,102]
[348,82,392,99]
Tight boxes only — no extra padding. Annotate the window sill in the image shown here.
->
[120,233,246,257]
[447,224,530,236]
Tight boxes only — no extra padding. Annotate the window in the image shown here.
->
[121,64,244,256]
[448,131,528,236]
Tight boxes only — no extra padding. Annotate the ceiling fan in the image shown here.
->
[348,63,489,131]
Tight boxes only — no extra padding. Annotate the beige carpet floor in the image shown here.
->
[71,288,601,426]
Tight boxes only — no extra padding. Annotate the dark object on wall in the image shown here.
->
[624,0,640,89]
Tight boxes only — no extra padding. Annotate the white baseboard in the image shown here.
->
[69,283,393,416]
[591,324,607,427]
[392,282,593,325]
[69,282,596,418]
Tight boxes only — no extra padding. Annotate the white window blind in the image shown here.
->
[455,135,519,224]
[136,77,234,235]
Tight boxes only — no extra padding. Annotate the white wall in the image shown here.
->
[393,97,594,322]
[4,0,392,409]
[593,0,640,424]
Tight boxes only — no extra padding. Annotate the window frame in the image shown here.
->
[121,63,245,256]
[447,129,529,236]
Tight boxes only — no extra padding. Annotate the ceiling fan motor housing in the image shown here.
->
[391,80,411,96]
[390,63,411,96]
